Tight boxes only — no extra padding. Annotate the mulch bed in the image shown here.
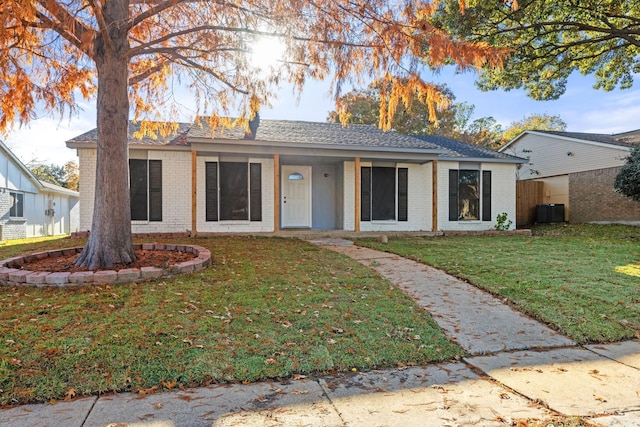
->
[19,249,197,273]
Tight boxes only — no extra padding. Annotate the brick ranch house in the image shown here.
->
[66,119,524,235]
[499,129,640,225]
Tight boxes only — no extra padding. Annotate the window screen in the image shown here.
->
[129,159,162,221]
[207,161,262,222]
[9,192,23,217]
[372,167,396,220]
[219,162,248,220]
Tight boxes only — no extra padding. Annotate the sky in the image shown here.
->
[3,67,640,167]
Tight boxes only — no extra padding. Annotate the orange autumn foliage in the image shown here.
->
[0,0,508,136]
[1,0,510,268]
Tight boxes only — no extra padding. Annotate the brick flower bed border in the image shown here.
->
[0,243,211,287]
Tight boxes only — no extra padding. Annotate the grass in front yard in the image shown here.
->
[0,236,460,406]
[355,224,640,344]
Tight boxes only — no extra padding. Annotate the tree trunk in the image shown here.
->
[75,0,136,269]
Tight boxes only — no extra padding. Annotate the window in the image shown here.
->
[361,166,408,221]
[449,169,491,221]
[9,191,23,218]
[130,159,162,221]
[205,161,262,221]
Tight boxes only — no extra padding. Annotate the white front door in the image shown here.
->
[281,165,312,228]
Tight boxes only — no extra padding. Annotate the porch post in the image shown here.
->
[432,160,438,232]
[191,150,197,236]
[355,157,360,233]
[274,153,280,233]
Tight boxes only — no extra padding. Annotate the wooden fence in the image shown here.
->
[516,180,543,227]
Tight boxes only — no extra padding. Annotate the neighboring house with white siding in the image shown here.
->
[0,140,80,240]
[499,130,640,224]
[66,118,524,234]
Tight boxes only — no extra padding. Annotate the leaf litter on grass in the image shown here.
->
[0,236,461,405]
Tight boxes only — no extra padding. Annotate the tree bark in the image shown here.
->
[75,0,136,269]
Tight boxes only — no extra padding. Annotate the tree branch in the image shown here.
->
[129,61,168,85]
[86,0,111,53]
[34,0,95,55]
[164,51,250,94]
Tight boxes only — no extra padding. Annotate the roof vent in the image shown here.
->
[244,113,260,140]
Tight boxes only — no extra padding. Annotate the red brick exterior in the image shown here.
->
[569,166,640,223]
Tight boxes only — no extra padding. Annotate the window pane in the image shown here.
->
[372,167,395,220]
[130,159,148,221]
[9,192,23,217]
[219,162,248,220]
[17,193,23,217]
[458,170,479,220]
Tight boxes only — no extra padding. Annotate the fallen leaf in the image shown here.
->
[153,402,164,409]
[162,380,177,390]
[64,388,76,401]
[139,386,159,396]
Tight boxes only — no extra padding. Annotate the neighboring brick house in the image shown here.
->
[66,119,524,234]
[499,129,640,225]
[0,140,80,240]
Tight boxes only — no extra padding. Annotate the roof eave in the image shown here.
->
[437,155,527,164]
[500,130,632,151]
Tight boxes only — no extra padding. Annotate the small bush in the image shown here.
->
[494,212,512,231]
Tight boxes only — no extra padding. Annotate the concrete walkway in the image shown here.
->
[2,242,640,426]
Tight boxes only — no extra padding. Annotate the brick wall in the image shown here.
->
[0,191,26,240]
[358,162,432,232]
[438,162,517,231]
[78,148,96,232]
[569,166,640,223]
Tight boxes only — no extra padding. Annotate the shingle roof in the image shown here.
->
[66,119,522,162]
[613,129,640,146]
[189,119,446,151]
[532,130,639,148]
[66,121,191,146]
[411,134,524,161]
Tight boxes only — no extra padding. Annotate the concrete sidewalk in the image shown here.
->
[1,242,639,426]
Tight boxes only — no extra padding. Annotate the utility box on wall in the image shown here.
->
[536,204,565,223]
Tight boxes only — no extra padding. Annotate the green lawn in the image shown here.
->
[355,224,640,344]
[0,236,460,406]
